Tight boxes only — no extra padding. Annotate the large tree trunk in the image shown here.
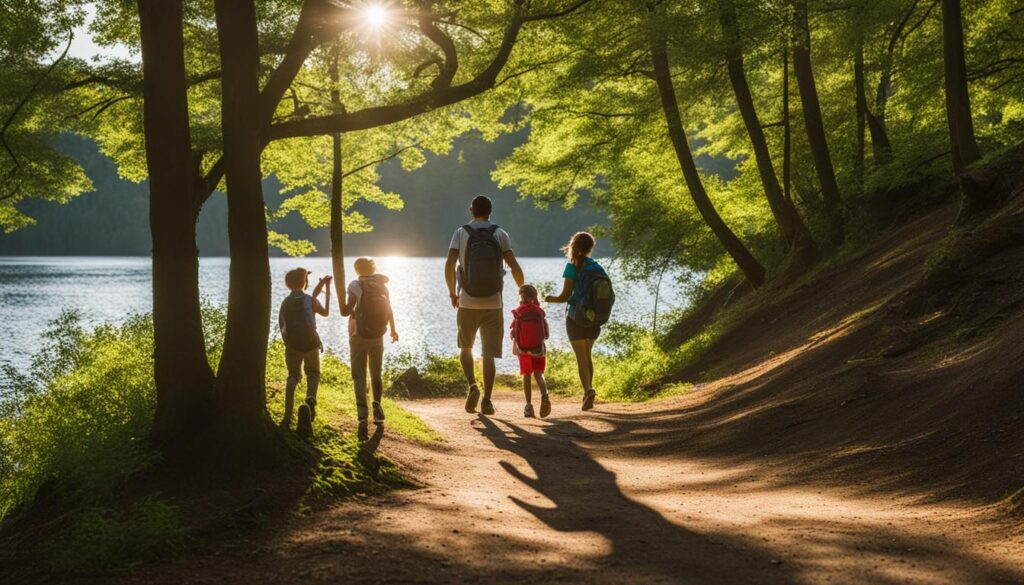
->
[792,0,844,245]
[212,0,276,456]
[718,0,816,269]
[941,0,981,175]
[329,52,346,311]
[650,38,765,288]
[940,0,992,217]
[137,0,215,454]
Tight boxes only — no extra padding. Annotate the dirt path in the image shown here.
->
[95,391,1024,585]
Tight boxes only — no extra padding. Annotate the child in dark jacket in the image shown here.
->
[511,285,551,418]
[279,267,330,438]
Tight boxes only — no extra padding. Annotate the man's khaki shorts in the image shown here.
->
[457,308,503,359]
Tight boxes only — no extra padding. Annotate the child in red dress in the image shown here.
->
[511,285,551,418]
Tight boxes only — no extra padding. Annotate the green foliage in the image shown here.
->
[0,311,158,520]
[0,307,436,568]
[50,497,189,571]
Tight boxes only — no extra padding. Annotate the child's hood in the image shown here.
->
[359,273,389,284]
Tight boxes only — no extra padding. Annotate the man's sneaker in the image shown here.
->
[296,403,313,439]
[305,398,317,421]
[524,403,535,418]
[582,390,596,411]
[539,395,551,418]
[357,419,369,442]
[465,385,480,413]
[372,401,386,424]
[481,398,495,416]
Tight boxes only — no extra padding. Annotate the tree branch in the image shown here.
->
[2,30,73,193]
[418,4,458,89]
[342,141,422,178]
[269,0,594,141]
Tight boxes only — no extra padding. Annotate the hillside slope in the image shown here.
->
[655,161,1024,511]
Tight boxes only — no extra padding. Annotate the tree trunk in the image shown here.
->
[212,0,276,456]
[854,40,867,188]
[870,66,894,163]
[137,0,215,454]
[329,52,346,312]
[940,0,985,171]
[792,0,844,244]
[783,39,792,205]
[941,0,994,216]
[650,39,766,288]
[718,0,816,268]
[866,110,892,164]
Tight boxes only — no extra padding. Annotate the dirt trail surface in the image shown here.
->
[77,392,1023,585]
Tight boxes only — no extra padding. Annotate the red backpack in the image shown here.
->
[512,304,547,352]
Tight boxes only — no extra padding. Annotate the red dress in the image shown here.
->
[511,302,549,375]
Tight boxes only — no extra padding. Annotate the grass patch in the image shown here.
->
[266,341,441,443]
[49,497,189,571]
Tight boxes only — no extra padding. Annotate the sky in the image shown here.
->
[64,3,133,62]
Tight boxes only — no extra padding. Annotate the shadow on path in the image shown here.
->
[476,415,790,584]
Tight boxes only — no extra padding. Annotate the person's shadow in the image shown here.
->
[476,416,790,583]
[357,424,385,476]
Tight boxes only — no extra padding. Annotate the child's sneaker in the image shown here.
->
[524,403,535,418]
[296,403,313,439]
[539,395,551,418]
[465,385,480,413]
[372,401,386,424]
[481,398,495,415]
[582,390,596,411]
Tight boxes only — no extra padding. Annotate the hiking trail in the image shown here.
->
[104,391,1024,584]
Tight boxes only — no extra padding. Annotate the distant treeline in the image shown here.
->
[0,133,617,258]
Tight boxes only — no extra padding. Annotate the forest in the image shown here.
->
[1,0,1023,582]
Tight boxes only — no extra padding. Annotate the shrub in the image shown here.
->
[0,311,158,520]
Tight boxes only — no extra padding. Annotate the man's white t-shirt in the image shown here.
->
[449,220,512,310]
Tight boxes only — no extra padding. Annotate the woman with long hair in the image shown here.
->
[545,231,602,410]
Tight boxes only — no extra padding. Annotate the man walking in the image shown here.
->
[445,195,525,415]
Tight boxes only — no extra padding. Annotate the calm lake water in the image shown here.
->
[0,256,691,376]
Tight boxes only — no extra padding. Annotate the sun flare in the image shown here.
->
[362,3,389,29]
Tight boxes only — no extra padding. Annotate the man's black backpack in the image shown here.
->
[572,263,615,327]
[356,279,390,338]
[459,224,504,297]
[281,294,320,352]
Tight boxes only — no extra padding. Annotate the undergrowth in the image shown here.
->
[0,308,434,570]
[379,318,719,403]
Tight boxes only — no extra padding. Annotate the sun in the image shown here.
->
[362,3,389,30]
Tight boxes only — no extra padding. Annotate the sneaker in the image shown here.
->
[582,390,596,411]
[296,403,313,439]
[372,401,386,425]
[539,395,551,418]
[524,403,535,418]
[481,398,495,416]
[357,419,369,442]
[465,385,480,413]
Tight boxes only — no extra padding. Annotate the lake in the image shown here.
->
[0,256,691,376]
